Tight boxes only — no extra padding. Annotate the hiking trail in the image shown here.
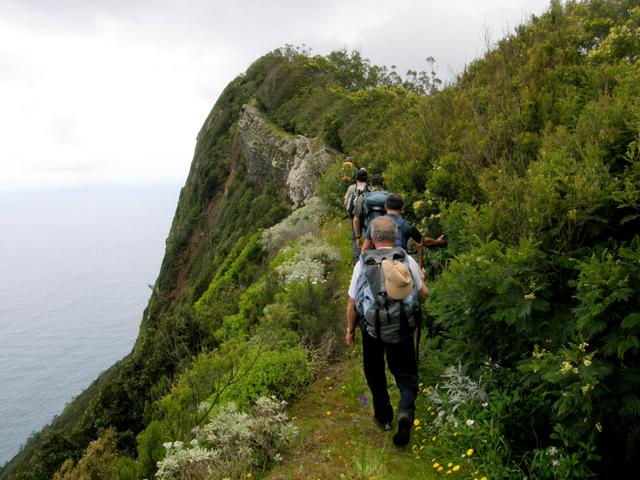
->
[264,348,439,479]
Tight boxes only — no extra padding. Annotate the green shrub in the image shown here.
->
[221,342,313,405]
[135,420,166,479]
[427,238,552,366]
[52,429,118,480]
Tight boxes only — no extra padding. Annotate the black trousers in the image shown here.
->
[361,328,418,424]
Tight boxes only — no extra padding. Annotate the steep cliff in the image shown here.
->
[1,52,344,480]
[146,102,337,321]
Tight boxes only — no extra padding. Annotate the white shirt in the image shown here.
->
[343,181,368,204]
[348,254,423,299]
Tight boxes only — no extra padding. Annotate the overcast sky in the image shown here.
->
[0,0,550,190]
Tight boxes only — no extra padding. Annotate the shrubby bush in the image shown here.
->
[156,397,296,480]
[53,429,119,480]
[427,238,552,366]
[260,196,330,254]
[275,233,341,284]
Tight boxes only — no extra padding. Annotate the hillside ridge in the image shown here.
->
[3,1,640,478]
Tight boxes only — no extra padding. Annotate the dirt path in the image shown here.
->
[263,348,438,480]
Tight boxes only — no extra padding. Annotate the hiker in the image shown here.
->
[360,193,446,252]
[346,216,429,447]
[344,167,369,264]
[352,174,386,252]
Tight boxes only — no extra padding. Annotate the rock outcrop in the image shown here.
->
[236,104,337,207]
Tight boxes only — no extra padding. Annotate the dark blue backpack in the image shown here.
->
[393,216,407,250]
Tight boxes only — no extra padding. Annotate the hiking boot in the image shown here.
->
[392,416,412,447]
[374,416,392,431]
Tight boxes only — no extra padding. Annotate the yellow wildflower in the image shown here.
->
[480,477,488,480]
[433,463,440,468]
[438,466,444,472]
[432,436,437,442]
[448,462,453,467]
[466,448,474,456]
[414,419,421,426]
[453,465,461,471]
[560,361,573,375]
[581,384,593,394]
[325,411,332,416]
[446,470,452,475]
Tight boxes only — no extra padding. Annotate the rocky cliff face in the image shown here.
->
[150,102,339,318]
[236,104,337,208]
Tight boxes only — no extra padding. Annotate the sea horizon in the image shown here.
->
[0,184,181,465]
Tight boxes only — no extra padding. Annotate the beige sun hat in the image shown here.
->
[381,259,413,300]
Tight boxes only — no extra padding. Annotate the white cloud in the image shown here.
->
[0,0,550,190]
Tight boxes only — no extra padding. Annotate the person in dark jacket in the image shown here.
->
[360,193,445,252]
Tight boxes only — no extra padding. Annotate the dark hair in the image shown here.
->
[355,168,368,182]
[385,193,404,211]
[370,174,384,187]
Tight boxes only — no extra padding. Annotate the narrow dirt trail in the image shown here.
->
[263,348,438,480]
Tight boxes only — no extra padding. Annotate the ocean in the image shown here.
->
[0,185,180,465]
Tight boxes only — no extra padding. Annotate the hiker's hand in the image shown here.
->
[420,267,426,281]
[345,329,356,347]
[436,234,445,244]
[356,238,362,248]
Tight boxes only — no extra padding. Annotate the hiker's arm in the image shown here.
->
[418,281,429,303]
[422,234,446,247]
[415,264,429,303]
[353,216,363,245]
[346,297,357,347]
[360,238,373,252]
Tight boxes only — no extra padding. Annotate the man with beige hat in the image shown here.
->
[346,216,428,447]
